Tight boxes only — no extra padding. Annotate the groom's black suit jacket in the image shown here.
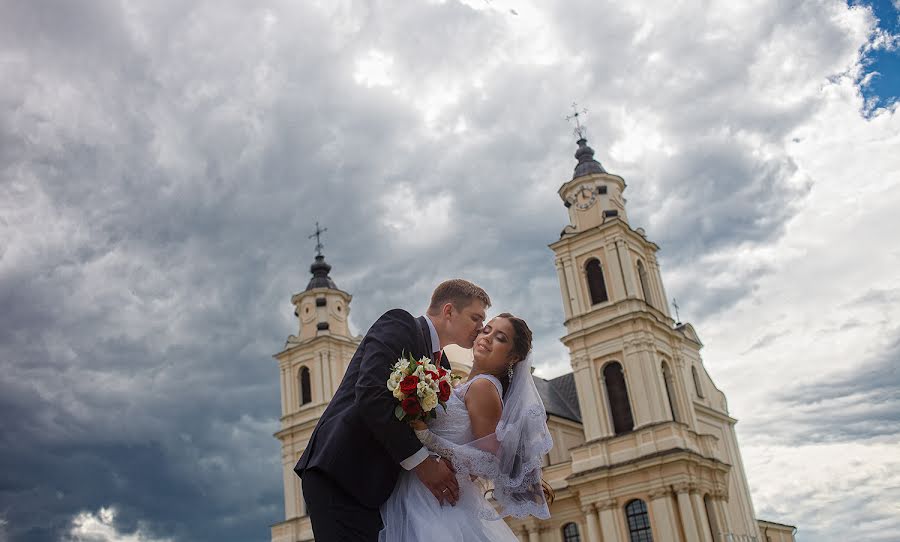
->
[294,310,450,508]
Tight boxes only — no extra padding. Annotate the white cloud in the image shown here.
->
[64,507,172,542]
[353,49,395,88]
[379,184,456,247]
[689,74,900,539]
[744,442,900,541]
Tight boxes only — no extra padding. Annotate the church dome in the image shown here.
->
[305,254,338,291]
[572,138,607,179]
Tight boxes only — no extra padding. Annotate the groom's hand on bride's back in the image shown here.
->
[413,457,459,506]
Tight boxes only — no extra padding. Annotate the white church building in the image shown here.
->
[269,137,798,542]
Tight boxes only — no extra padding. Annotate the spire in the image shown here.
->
[572,138,606,179]
[305,222,338,291]
[565,102,607,179]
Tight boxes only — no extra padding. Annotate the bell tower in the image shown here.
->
[271,230,360,542]
[549,135,691,443]
[548,128,767,542]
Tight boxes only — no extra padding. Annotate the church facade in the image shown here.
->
[269,140,797,542]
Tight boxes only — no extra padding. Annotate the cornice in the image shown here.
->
[566,446,732,483]
[693,402,737,424]
[549,218,660,252]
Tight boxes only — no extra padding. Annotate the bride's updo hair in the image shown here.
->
[496,312,532,365]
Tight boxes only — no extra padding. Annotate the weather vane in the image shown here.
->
[566,102,589,140]
[309,222,327,257]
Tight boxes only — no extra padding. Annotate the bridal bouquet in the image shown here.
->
[387,352,458,422]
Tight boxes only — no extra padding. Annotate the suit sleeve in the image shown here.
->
[354,309,426,464]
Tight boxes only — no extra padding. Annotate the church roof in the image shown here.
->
[572,138,607,179]
[534,372,582,423]
[305,254,338,291]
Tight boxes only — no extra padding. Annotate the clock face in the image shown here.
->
[574,184,597,210]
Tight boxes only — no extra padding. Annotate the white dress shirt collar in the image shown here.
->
[423,315,441,355]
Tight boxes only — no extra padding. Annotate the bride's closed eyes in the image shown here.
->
[479,325,509,343]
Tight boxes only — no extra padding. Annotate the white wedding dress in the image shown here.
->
[379,374,521,542]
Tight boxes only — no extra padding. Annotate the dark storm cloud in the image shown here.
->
[0,0,880,541]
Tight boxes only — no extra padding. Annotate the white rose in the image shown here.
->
[387,373,401,391]
[421,387,438,411]
[393,386,405,400]
[393,360,410,372]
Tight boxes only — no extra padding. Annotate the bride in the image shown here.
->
[379,313,554,541]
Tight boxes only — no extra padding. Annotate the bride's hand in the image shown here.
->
[409,419,427,430]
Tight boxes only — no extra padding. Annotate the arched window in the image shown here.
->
[299,366,312,406]
[637,260,652,306]
[603,362,634,434]
[585,258,609,305]
[625,499,654,542]
[692,366,705,398]
[661,361,680,422]
[562,522,581,542]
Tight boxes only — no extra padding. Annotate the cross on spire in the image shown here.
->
[672,298,681,323]
[566,102,589,140]
[308,222,328,256]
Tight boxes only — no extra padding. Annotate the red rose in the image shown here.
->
[426,370,440,381]
[438,380,452,402]
[399,375,419,395]
[438,368,447,378]
[401,396,422,416]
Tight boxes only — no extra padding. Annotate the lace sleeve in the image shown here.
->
[414,428,500,480]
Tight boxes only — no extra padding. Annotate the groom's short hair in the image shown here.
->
[427,279,491,315]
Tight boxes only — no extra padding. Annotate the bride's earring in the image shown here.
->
[507,362,514,380]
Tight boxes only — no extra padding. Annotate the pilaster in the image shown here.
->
[555,258,574,321]
[614,238,637,299]
[646,255,670,319]
[674,483,701,542]
[604,241,627,301]
[710,490,732,540]
[572,353,604,440]
[690,487,714,542]
[649,488,679,542]
[672,353,699,428]
[598,499,622,542]
[563,257,587,317]
[582,504,602,542]
[623,337,666,426]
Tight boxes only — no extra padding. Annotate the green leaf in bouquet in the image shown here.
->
[394,405,406,421]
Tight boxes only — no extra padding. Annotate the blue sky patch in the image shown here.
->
[853,0,900,109]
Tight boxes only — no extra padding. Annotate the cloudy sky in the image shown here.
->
[1,0,899,541]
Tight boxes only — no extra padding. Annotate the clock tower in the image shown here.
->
[559,138,630,229]
[541,136,766,542]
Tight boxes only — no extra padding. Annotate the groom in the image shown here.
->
[294,279,491,541]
